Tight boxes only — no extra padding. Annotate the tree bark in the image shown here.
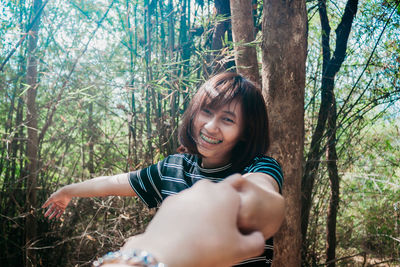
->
[25,0,42,266]
[167,0,179,155]
[210,0,234,73]
[301,0,359,262]
[144,0,154,162]
[179,0,191,109]
[261,0,307,266]
[126,0,137,169]
[88,101,95,174]
[230,0,261,86]
[326,95,340,267]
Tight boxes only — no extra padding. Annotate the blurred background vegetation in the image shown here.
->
[0,0,399,266]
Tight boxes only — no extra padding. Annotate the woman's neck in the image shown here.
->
[201,157,230,169]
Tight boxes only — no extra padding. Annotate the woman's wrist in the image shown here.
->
[93,233,170,266]
[63,182,88,198]
[93,248,167,267]
[60,184,73,197]
[121,234,171,266]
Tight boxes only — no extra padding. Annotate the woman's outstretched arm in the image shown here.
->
[42,173,135,219]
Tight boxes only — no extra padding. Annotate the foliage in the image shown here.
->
[0,0,222,265]
[339,120,400,260]
[304,0,400,265]
[0,0,399,266]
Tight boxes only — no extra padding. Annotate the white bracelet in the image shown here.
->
[93,249,167,267]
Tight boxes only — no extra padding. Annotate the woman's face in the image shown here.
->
[192,99,244,168]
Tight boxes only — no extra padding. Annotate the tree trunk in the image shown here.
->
[179,0,191,109]
[211,0,234,73]
[126,0,137,169]
[144,0,154,162]
[88,101,95,174]
[301,0,359,263]
[326,95,340,267]
[261,0,307,266]
[230,0,260,86]
[167,0,179,155]
[25,0,42,266]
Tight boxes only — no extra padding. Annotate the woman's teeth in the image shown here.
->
[200,133,222,144]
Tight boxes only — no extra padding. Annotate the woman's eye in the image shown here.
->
[223,117,235,123]
[201,108,212,115]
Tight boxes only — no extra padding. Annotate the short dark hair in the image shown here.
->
[179,72,269,171]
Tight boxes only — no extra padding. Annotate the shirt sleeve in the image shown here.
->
[128,160,165,208]
[244,156,284,194]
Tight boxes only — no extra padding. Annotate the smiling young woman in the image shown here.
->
[180,72,270,172]
[43,72,285,267]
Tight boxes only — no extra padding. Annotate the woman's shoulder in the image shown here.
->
[243,154,284,190]
[246,154,282,168]
[162,153,199,167]
[243,154,283,178]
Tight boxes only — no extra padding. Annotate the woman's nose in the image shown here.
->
[204,117,218,132]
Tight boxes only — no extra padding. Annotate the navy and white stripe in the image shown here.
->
[243,156,284,192]
[128,153,283,267]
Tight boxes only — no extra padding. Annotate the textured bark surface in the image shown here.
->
[326,95,340,267]
[230,0,260,86]
[25,0,42,266]
[212,0,231,51]
[211,0,233,73]
[261,0,307,266]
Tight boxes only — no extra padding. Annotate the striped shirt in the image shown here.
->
[128,153,283,267]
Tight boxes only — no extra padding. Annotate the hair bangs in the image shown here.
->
[178,72,269,171]
[200,77,244,110]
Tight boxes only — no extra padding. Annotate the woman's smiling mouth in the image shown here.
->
[199,132,222,144]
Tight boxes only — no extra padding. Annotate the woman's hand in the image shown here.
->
[42,174,136,220]
[224,173,285,239]
[42,187,72,220]
[121,179,264,267]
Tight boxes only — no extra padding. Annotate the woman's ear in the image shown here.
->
[176,145,188,154]
[240,127,248,141]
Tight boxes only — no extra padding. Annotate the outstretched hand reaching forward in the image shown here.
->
[42,188,72,219]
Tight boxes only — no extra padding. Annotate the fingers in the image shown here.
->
[43,203,64,220]
[48,208,63,220]
[222,173,246,190]
[43,203,54,218]
[41,198,51,209]
[235,231,265,262]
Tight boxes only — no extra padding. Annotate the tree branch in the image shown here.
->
[327,0,358,76]
[0,0,49,72]
[337,2,399,120]
[318,0,331,74]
